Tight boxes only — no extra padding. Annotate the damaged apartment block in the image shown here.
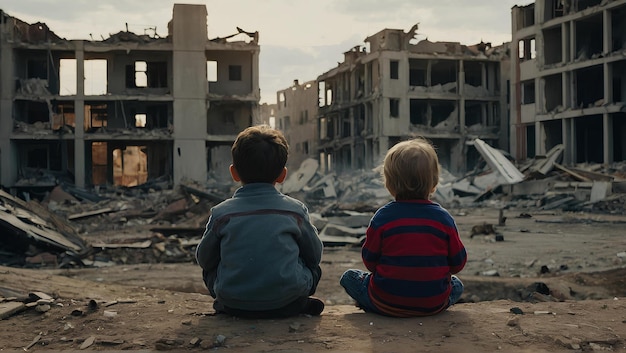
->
[510,0,626,164]
[317,25,509,174]
[0,4,260,193]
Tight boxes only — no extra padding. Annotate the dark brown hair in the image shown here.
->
[231,125,289,184]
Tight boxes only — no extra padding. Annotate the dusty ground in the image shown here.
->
[1,206,626,352]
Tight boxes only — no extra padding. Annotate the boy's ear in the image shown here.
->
[229,164,241,182]
[275,167,287,184]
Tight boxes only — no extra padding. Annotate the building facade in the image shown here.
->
[510,0,626,164]
[317,25,509,175]
[0,4,260,190]
[276,79,319,171]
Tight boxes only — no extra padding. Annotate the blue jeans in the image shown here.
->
[339,269,464,314]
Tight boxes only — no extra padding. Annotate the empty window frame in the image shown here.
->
[126,61,167,88]
[390,98,400,118]
[207,60,217,82]
[229,65,242,81]
[521,80,536,104]
[85,103,108,131]
[84,59,107,95]
[390,60,399,80]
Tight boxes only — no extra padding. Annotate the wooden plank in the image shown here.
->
[554,163,591,182]
[91,240,152,249]
[67,207,114,220]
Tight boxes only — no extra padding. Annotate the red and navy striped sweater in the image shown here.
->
[362,199,467,317]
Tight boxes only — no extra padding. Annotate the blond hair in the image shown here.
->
[382,138,439,200]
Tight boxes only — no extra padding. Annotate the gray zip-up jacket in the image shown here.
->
[195,183,323,311]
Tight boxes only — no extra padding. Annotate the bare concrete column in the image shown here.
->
[562,118,574,164]
[172,4,209,185]
[251,49,260,114]
[74,41,86,188]
[458,60,465,134]
[569,21,576,65]
[350,106,356,169]
[562,22,570,62]
[0,24,16,186]
[535,121,543,155]
[562,70,570,109]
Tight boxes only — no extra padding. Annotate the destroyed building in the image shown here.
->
[0,4,260,192]
[276,79,319,171]
[510,0,626,164]
[316,25,510,175]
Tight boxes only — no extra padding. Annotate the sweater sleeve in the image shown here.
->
[362,225,382,273]
[447,222,467,274]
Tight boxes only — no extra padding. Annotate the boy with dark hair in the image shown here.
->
[340,137,467,317]
[196,125,324,318]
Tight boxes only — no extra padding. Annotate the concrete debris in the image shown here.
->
[0,190,90,267]
[0,301,26,319]
[471,138,525,184]
[3,135,626,268]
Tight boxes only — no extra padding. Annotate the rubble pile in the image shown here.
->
[2,139,626,269]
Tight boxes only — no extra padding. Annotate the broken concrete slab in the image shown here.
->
[282,158,319,194]
[0,190,91,267]
[528,144,564,176]
[0,301,26,319]
[590,181,612,203]
[471,139,524,184]
[0,191,88,254]
[317,223,366,246]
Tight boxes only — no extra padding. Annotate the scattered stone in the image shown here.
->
[189,337,201,346]
[103,310,117,317]
[80,336,96,350]
[214,334,226,346]
[495,234,504,241]
[555,336,581,350]
[88,299,98,311]
[181,319,192,325]
[35,304,51,313]
[155,338,184,350]
[481,270,500,276]
[506,317,519,327]
[510,307,524,315]
[470,223,496,238]
[289,322,302,332]
[71,309,84,316]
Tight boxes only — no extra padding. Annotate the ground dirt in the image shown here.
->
[1,206,625,352]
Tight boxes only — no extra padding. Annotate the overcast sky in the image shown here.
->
[2,0,528,104]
